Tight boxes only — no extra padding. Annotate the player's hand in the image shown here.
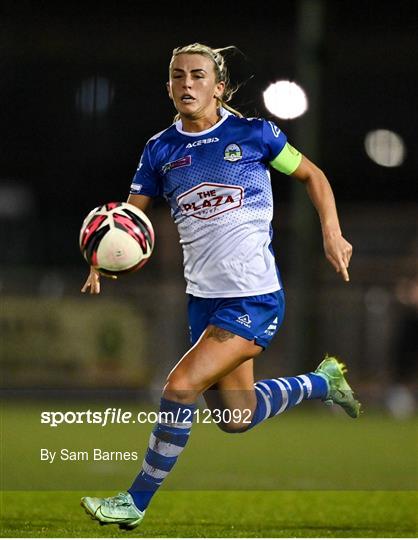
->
[323,232,353,282]
[81,267,102,294]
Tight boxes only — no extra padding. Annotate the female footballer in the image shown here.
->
[80,43,360,530]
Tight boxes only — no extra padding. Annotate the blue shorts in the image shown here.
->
[187,289,285,349]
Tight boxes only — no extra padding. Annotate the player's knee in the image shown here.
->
[163,372,200,404]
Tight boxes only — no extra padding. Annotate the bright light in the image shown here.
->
[364,129,406,167]
[263,80,308,119]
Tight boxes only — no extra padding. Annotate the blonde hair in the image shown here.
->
[169,42,243,121]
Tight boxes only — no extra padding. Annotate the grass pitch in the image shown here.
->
[1,400,417,537]
[1,490,417,538]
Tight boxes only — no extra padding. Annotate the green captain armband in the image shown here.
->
[269,142,302,175]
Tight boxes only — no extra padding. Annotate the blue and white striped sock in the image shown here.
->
[248,373,328,429]
[128,397,195,511]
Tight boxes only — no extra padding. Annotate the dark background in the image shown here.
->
[2,2,417,249]
[1,0,417,403]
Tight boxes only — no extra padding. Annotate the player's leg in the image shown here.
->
[202,352,329,433]
[202,290,361,432]
[204,353,361,434]
[81,326,262,529]
[203,358,256,432]
[197,290,322,431]
[127,328,262,514]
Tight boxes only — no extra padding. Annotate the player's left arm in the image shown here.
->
[265,119,352,282]
[290,153,353,282]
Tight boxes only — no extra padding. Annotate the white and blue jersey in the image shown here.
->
[130,108,301,299]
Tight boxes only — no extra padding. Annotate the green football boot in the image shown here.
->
[80,491,144,530]
[315,355,362,418]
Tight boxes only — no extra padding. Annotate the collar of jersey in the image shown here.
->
[175,107,232,137]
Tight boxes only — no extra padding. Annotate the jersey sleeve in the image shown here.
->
[261,119,302,175]
[261,119,288,161]
[129,141,162,198]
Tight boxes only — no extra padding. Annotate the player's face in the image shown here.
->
[167,54,225,120]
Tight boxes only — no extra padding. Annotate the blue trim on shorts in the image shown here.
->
[187,289,285,350]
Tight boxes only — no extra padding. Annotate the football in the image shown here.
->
[79,202,154,276]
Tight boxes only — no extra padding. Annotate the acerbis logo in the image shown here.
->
[186,137,219,148]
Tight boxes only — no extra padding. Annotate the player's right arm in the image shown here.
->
[81,137,159,295]
[126,194,153,212]
[82,133,160,295]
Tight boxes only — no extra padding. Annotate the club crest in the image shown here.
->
[224,143,242,162]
